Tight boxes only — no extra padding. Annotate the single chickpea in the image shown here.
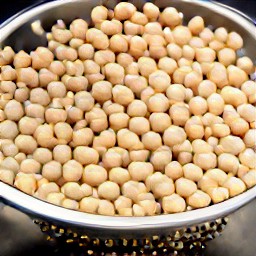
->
[220,86,247,107]
[150,148,172,171]
[183,163,203,182]
[169,103,189,127]
[74,91,94,111]
[163,27,174,43]
[239,149,256,169]
[236,56,254,75]
[137,57,157,78]
[148,70,170,93]
[149,113,171,133]
[141,131,162,151]
[0,169,15,185]
[133,204,145,216]
[166,84,186,104]
[98,200,115,216]
[129,36,148,59]
[80,197,99,214]
[69,38,84,49]
[72,128,94,147]
[114,196,132,212]
[61,159,83,182]
[98,181,120,201]
[69,19,88,39]
[117,53,134,68]
[129,150,150,162]
[241,81,256,104]
[109,113,129,131]
[207,187,229,204]
[211,124,230,138]
[55,45,78,61]
[114,2,136,20]
[61,182,87,201]
[41,161,62,182]
[188,16,204,35]
[243,129,256,148]
[62,198,79,210]
[214,27,228,42]
[109,34,128,53]
[53,145,72,164]
[122,180,147,202]
[112,85,134,106]
[207,62,228,89]
[218,48,236,67]
[33,148,52,165]
[94,49,115,66]
[242,170,256,188]
[31,47,54,70]
[217,153,239,175]
[227,65,248,88]
[147,93,169,113]
[4,100,24,121]
[82,164,107,187]
[143,2,160,21]
[17,117,38,135]
[187,190,211,208]
[1,140,19,157]
[188,96,208,116]
[101,20,122,36]
[124,75,148,97]
[109,167,130,186]
[198,174,218,192]
[64,60,84,76]
[131,11,148,25]
[127,100,147,117]
[172,66,193,84]
[128,162,153,182]
[47,81,66,98]
[25,103,45,120]
[78,44,94,61]
[138,199,157,216]
[13,50,31,68]
[0,157,19,174]
[207,93,225,115]
[193,152,217,171]
[199,27,214,44]
[45,108,67,124]
[144,22,163,35]
[140,86,154,103]
[73,146,99,165]
[102,150,122,169]
[175,177,197,198]
[196,47,216,63]
[166,43,182,61]
[219,135,245,155]
[237,104,256,123]
[229,118,249,136]
[117,129,143,150]
[209,39,225,51]
[1,65,17,81]
[129,117,150,135]
[158,57,177,75]
[162,193,186,213]
[15,135,37,154]
[227,32,243,50]
[163,125,187,147]
[160,7,182,28]
[91,81,112,103]
[103,63,124,85]
[189,37,205,48]
[91,5,108,23]
[103,101,124,115]
[165,161,183,181]
[223,177,246,197]
[14,173,37,195]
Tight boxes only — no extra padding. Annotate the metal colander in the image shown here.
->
[0,0,256,254]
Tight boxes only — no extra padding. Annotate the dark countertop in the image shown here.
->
[0,1,256,255]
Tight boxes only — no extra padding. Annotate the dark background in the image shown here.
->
[0,1,256,256]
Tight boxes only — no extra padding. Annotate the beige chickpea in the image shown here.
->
[73,146,99,165]
[102,150,122,169]
[14,173,37,195]
[92,81,112,103]
[97,200,115,216]
[18,117,38,135]
[207,62,228,89]
[128,162,153,182]
[198,175,218,192]
[148,70,170,93]
[109,113,129,131]
[162,193,186,213]
[78,44,94,60]
[67,106,83,124]
[214,27,228,42]
[84,59,100,74]
[141,131,162,151]
[165,161,183,181]
[46,192,65,206]
[199,27,214,43]
[218,153,239,175]
[220,86,247,107]
[147,93,169,113]
[223,177,246,197]
[0,169,15,185]
[98,181,120,201]
[187,190,211,208]
[242,170,256,189]
[198,80,216,99]
[30,47,54,70]
[74,91,94,111]
[1,65,17,81]
[45,108,67,124]
[4,100,24,121]
[0,46,15,66]
[91,5,108,23]
[127,100,147,117]
[47,82,66,98]
[149,113,171,133]
[64,76,87,94]
[218,48,236,67]
[109,167,130,186]
[163,125,187,147]
[53,145,72,164]
[239,149,256,169]
[1,140,19,157]
[219,135,245,155]
[196,47,216,63]
[243,129,256,148]
[193,152,217,171]
[71,128,94,147]
[114,196,132,212]
[103,63,125,85]
[117,129,143,150]
[183,163,203,182]
[237,104,256,123]
[140,87,154,103]
[55,45,78,61]
[172,66,193,85]
[129,150,150,162]
[114,2,136,20]
[34,124,58,149]
[121,180,147,202]
[69,19,88,39]
[150,148,172,171]
[166,43,182,61]
[0,157,19,174]
[227,65,248,88]
[211,124,230,138]
[61,159,83,182]
[124,75,148,97]
[101,20,122,36]
[61,182,89,201]
[241,81,256,104]
[209,39,225,52]
[158,57,177,75]
[207,93,225,115]
[236,56,254,75]
[207,187,229,204]
[143,2,159,21]
[109,35,128,53]
[129,35,148,59]
[160,7,181,27]
[129,117,150,135]
[117,53,134,68]
[175,178,197,198]
[188,96,208,116]
[53,122,72,144]
[124,20,144,36]
[229,118,249,136]
[42,161,62,181]
[94,50,115,67]
[80,197,99,213]
[35,181,60,200]
[82,164,107,187]
[33,148,52,164]
[69,38,84,49]
[13,50,31,68]
[112,85,134,106]
[222,105,240,126]
[25,103,45,120]
[189,37,205,48]
[15,135,37,154]
[103,101,124,115]
[188,16,204,35]
[48,61,65,76]
[61,198,79,210]
[227,32,243,50]
[137,57,157,78]
[166,84,186,104]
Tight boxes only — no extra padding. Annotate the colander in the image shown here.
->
[0,0,256,254]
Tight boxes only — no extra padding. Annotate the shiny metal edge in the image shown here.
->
[0,181,256,230]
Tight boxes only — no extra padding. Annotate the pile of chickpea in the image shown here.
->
[0,2,255,216]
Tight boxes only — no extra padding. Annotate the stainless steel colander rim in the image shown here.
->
[0,0,256,232]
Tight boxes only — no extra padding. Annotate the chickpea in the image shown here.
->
[77,44,94,61]
[129,35,147,59]
[163,126,187,147]
[109,34,128,53]
[0,169,15,185]
[193,152,217,171]
[33,148,52,164]
[13,50,31,68]
[189,37,205,48]
[82,164,107,187]
[239,149,256,169]
[117,53,134,68]
[124,75,147,98]
[243,129,256,148]
[34,124,58,149]
[129,150,149,162]
[121,180,147,202]
[242,170,256,188]
[140,87,154,103]
[117,129,143,150]
[223,177,246,197]
[15,135,37,154]
[92,81,112,103]
[42,161,62,182]
[73,146,99,165]
[147,93,169,113]
[14,173,37,195]
[236,56,254,75]
[188,16,204,35]
[94,50,115,67]
[131,11,148,25]
[158,57,178,75]
[188,96,208,116]
[207,62,228,89]
[160,7,181,27]
[227,65,248,88]
[175,178,197,197]
[1,140,19,157]
[31,47,54,70]
[80,197,99,214]
[219,135,245,155]
[91,5,108,23]
[108,113,129,131]
[165,161,183,181]
[127,100,147,117]
[148,113,171,133]
[187,190,211,208]
[211,124,230,138]
[0,120,17,140]
[98,200,115,216]
[137,57,157,78]
[62,198,79,210]
[218,48,236,67]
[227,32,243,50]
[167,43,182,61]
[207,187,229,204]
[112,85,134,106]
[103,101,124,115]
[129,117,150,136]
[141,131,162,151]
[101,20,122,36]
[25,103,45,120]
[199,27,214,44]
[0,157,19,174]
[198,175,218,192]
[150,148,172,171]
[148,70,170,93]
[4,100,24,121]
[109,167,130,186]
[114,2,136,20]
[128,162,153,182]
[53,145,72,164]
[237,104,256,123]
[229,118,249,136]
[217,153,239,175]
[102,150,122,169]
[206,93,225,116]
[69,19,88,39]
[183,163,203,182]
[98,181,120,201]
[241,81,256,104]
[221,86,247,107]
[143,2,159,21]
[74,91,94,112]
[45,108,67,124]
